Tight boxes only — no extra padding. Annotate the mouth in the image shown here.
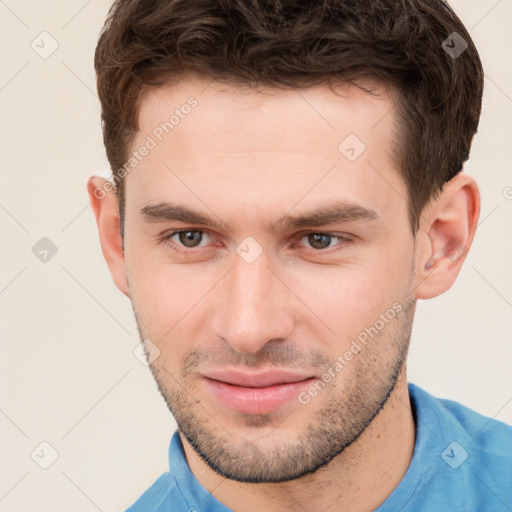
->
[201,369,317,415]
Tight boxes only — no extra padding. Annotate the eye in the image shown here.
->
[296,232,352,251]
[159,229,352,256]
[162,229,212,250]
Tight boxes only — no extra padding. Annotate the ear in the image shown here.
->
[87,176,129,297]
[412,172,480,300]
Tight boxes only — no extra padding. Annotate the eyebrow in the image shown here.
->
[140,200,379,233]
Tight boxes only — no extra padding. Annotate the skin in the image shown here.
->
[88,73,480,511]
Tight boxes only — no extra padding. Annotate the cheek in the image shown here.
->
[127,251,219,342]
[285,246,412,341]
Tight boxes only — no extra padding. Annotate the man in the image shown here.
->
[88,0,512,510]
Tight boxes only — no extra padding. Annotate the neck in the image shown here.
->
[181,368,416,512]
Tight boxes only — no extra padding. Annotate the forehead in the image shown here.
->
[128,74,405,225]
[138,74,396,154]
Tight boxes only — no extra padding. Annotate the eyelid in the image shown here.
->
[292,231,353,250]
[293,230,353,240]
[158,228,213,251]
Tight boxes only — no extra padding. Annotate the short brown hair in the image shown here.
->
[94,0,484,234]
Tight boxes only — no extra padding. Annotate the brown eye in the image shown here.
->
[296,232,352,252]
[307,233,333,250]
[162,229,211,250]
[177,230,204,248]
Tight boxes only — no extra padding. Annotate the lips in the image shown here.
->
[202,369,313,388]
[201,369,316,415]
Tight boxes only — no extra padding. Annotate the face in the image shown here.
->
[123,75,417,482]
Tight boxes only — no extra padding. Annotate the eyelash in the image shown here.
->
[159,229,353,255]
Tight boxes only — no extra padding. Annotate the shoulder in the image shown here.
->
[408,383,512,511]
[410,382,511,454]
[436,392,512,449]
[436,392,512,469]
[125,472,189,512]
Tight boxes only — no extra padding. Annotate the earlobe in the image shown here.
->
[412,172,480,300]
[87,176,130,297]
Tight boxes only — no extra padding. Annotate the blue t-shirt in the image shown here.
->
[126,383,512,511]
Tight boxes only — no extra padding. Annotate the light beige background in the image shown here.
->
[0,1,511,511]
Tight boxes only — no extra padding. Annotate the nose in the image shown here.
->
[211,250,295,354]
